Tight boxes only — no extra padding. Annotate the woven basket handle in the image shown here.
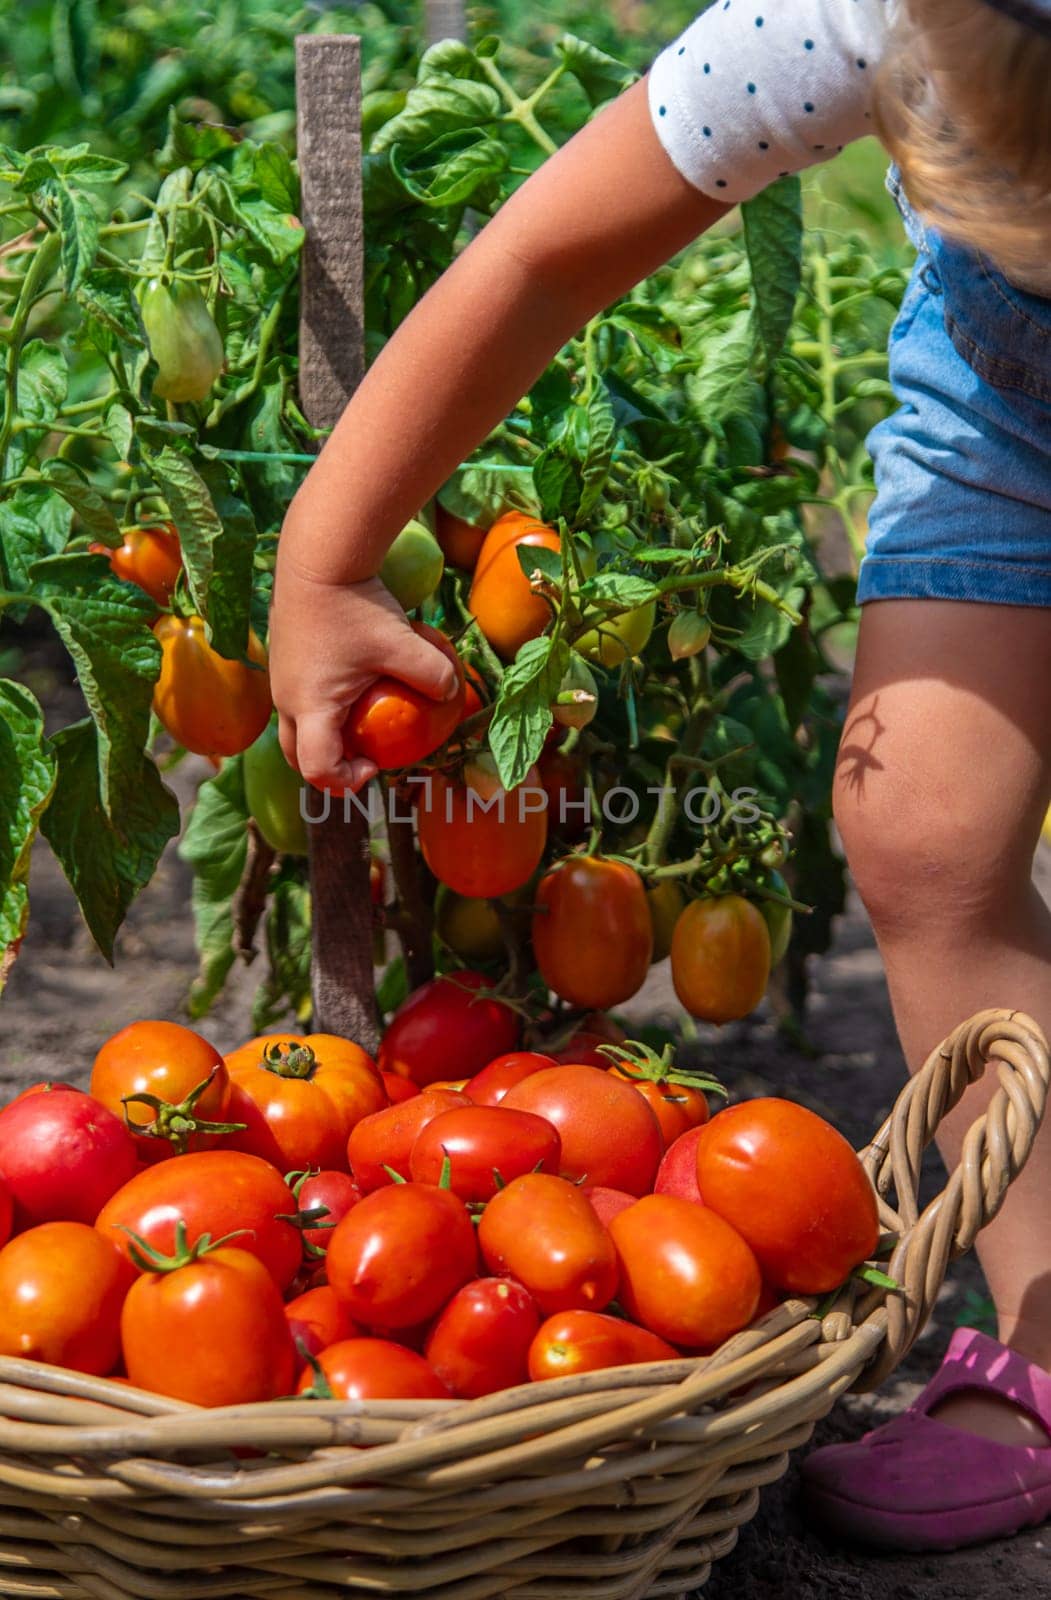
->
[852,1007,1049,1389]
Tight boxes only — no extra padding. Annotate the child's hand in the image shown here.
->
[269,559,460,794]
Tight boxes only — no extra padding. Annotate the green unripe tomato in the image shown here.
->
[577,601,656,668]
[379,519,445,612]
[552,654,598,729]
[434,887,504,963]
[243,722,308,856]
[667,611,711,661]
[140,277,224,403]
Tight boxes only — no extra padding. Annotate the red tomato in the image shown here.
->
[0,1223,134,1375]
[606,1053,713,1147]
[121,1245,296,1406]
[90,1019,229,1160]
[223,1032,386,1172]
[533,857,653,1010]
[342,622,466,771]
[503,1065,662,1196]
[609,1196,762,1348]
[424,1278,540,1398]
[90,522,181,607]
[417,756,548,898]
[582,1186,637,1229]
[654,1125,705,1203]
[478,1173,619,1315]
[326,1183,478,1331]
[9,1081,82,1102]
[380,1071,419,1106]
[527,1311,678,1381]
[0,1174,10,1248]
[436,503,488,572]
[153,614,272,758]
[694,1099,880,1293]
[409,1106,561,1203]
[285,1285,360,1370]
[95,1150,302,1291]
[0,1089,137,1228]
[292,1170,362,1254]
[468,512,561,660]
[378,971,520,1088]
[348,1089,471,1191]
[464,1051,558,1107]
[297,1338,449,1401]
[551,1012,626,1068]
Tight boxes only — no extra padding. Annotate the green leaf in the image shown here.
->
[252,871,312,1030]
[76,269,145,348]
[489,635,569,790]
[40,720,179,962]
[158,110,240,174]
[178,757,250,1017]
[102,402,134,461]
[0,485,73,593]
[686,310,760,424]
[438,457,537,526]
[370,77,503,156]
[230,140,299,215]
[389,128,508,209]
[516,543,562,586]
[534,450,580,525]
[38,460,121,543]
[556,34,637,106]
[375,954,409,1017]
[16,340,68,427]
[572,385,617,519]
[579,572,661,609]
[50,178,100,292]
[742,176,803,368]
[29,551,159,816]
[418,40,487,82]
[0,681,57,988]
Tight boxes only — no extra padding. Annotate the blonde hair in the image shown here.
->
[875,0,1051,285]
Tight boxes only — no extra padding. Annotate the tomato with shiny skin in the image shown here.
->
[425,1278,540,1398]
[153,614,272,757]
[694,1099,880,1293]
[297,1338,449,1401]
[464,1051,557,1107]
[418,755,548,898]
[533,857,653,1011]
[654,1125,705,1203]
[435,502,487,572]
[378,971,520,1088]
[95,1150,302,1291]
[577,600,656,667]
[607,1058,712,1148]
[478,1173,619,1315]
[380,1070,419,1106]
[9,1080,81,1102]
[223,1032,386,1173]
[243,722,308,855]
[646,879,686,964]
[527,1311,678,1382]
[90,1019,229,1160]
[503,1064,662,1196]
[121,1245,296,1406]
[581,1186,636,1229]
[379,519,444,612]
[326,1183,478,1331]
[292,1169,362,1254]
[609,1196,762,1349]
[0,1089,138,1228]
[342,622,466,771]
[469,512,561,659]
[409,1106,561,1202]
[140,276,224,402]
[285,1285,360,1370]
[670,896,771,1024]
[0,1223,134,1374]
[348,1089,470,1191]
[89,522,181,608]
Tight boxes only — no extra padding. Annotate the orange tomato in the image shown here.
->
[417,755,548,898]
[0,1222,134,1375]
[469,512,560,659]
[91,522,182,608]
[532,856,653,1010]
[90,1019,230,1160]
[223,1032,386,1172]
[152,614,271,757]
[609,1196,762,1349]
[670,896,771,1024]
[343,622,466,770]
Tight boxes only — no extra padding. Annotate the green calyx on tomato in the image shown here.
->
[379,519,445,612]
[597,1041,725,1101]
[119,1067,247,1157]
[140,277,224,404]
[117,1218,250,1276]
[257,1042,320,1082]
[244,722,308,855]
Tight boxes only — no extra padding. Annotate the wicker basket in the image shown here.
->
[0,1007,1047,1600]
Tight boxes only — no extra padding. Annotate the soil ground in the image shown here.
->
[3,751,1050,1600]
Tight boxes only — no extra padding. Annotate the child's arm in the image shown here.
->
[271,78,728,792]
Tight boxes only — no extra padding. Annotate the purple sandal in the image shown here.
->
[801,1328,1051,1551]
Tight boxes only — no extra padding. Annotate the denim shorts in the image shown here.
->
[857,171,1051,607]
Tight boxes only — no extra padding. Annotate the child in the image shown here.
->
[271,0,1051,1550]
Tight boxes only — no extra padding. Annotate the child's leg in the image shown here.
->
[835,598,1051,1421]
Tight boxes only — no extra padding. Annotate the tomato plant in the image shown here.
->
[504,1063,662,1196]
[478,1172,619,1315]
[325,1182,478,1331]
[0,1087,138,1227]
[223,1032,386,1172]
[424,1278,540,1398]
[0,1222,134,1375]
[409,1105,562,1202]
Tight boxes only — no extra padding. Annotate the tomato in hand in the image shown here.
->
[436,502,488,572]
[223,1032,386,1173]
[378,971,520,1087]
[478,1173,619,1315]
[0,1088,138,1228]
[348,1088,470,1191]
[244,721,308,855]
[90,1019,231,1160]
[96,1150,302,1291]
[417,755,547,899]
[285,1285,360,1370]
[670,895,771,1024]
[0,1222,134,1375]
[121,1240,296,1406]
[343,622,466,771]
[464,1051,557,1107]
[533,856,652,1011]
[581,1186,636,1229]
[297,1338,449,1401]
[153,614,272,757]
[694,1098,880,1293]
[609,1196,762,1349]
[469,512,561,660]
[291,1169,362,1254]
[425,1278,540,1398]
[654,1125,705,1203]
[527,1311,678,1382]
[409,1105,561,1202]
[326,1182,478,1331]
[503,1064,662,1196]
[90,522,182,608]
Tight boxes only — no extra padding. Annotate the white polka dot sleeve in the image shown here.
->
[648,0,892,203]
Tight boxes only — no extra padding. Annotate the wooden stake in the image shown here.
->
[425,0,467,46]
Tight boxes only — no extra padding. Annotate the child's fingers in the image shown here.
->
[296,710,362,794]
[278,713,299,772]
[384,627,460,702]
